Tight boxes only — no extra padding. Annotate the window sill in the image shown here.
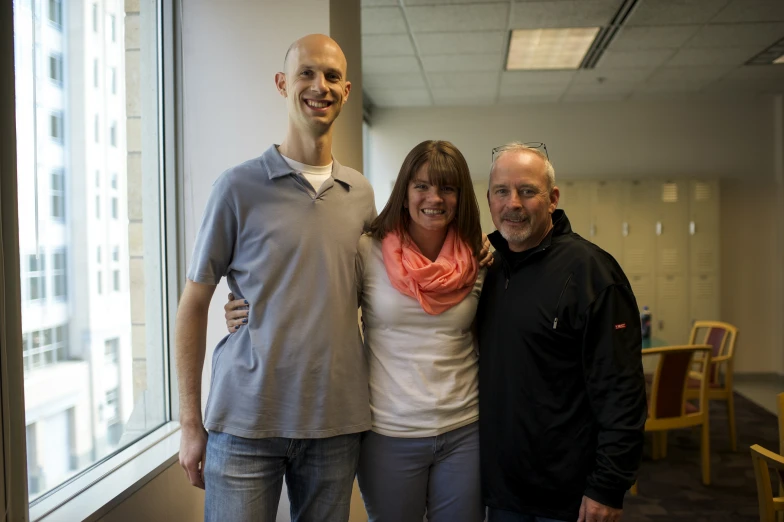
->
[31,422,181,522]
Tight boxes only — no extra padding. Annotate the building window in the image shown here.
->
[93,59,99,88]
[109,15,116,42]
[96,271,102,295]
[112,246,119,262]
[51,170,65,220]
[97,246,102,263]
[104,338,119,365]
[48,0,62,27]
[94,114,99,143]
[112,270,120,291]
[95,195,101,219]
[22,324,69,371]
[111,197,118,219]
[50,112,63,143]
[96,170,101,187]
[111,173,117,189]
[110,122,117,147]
[52,251,67,299]
[27,254,46,302]
[92,3,98,32]
[111,67,117,95]
[49,53,63,85]
[105,388,122,445]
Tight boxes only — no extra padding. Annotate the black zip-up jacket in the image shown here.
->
[477,210,647,521]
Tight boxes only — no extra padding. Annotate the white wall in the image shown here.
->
[366,97,784,374]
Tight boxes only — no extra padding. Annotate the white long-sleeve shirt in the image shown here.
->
[355,234,485,437]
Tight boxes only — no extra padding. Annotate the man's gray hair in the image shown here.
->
[491,142,556,192]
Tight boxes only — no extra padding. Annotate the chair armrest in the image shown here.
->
[751,444,784,470]
[711,355,732,364]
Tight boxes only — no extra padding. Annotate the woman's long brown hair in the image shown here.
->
[369,140,482,255]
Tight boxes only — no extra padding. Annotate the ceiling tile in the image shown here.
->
[562,91,631,102]
[711,0,784,23]
[703,77,784,94]
[405,3,509,32]
[363,55,422,74]
[363,72,428,89]
[573,68,653,83]
[427,72,497,89]
[434,93,497,106]
[415,31,506,55]
[626,0,732,26]
[597,49,675,68]
[366,88,433,107]
[566,81,637,95]
[362,0,399,6]
[666,47,763,66]
[362,7,408,34]
[499,81,569,97]
[646,66,732,85]
[609,25,701,50]
[501,70,576,86]
[721,64,784,81]
[363,34,416,57]
[421,54,502,72]
[511,0,622,29]
[498,93,563,104]
[685,23,784,48]
[637,82,705,93]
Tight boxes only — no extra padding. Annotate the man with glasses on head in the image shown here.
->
[477,142,647,522]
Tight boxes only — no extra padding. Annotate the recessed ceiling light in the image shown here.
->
[774,54,784,64]
[506,28,601,70]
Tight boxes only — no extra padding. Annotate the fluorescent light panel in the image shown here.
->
[775,54,784,64]
[507,28,600,70]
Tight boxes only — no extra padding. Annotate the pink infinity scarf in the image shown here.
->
[381,227,478,315]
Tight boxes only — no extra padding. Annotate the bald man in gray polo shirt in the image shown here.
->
[175,34,375,522]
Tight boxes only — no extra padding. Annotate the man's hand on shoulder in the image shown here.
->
[578,496,622,522]
[179,424,208,489]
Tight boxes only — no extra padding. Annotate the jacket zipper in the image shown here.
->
[552,273,573,329]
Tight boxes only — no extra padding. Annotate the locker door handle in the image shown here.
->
[689,221,696,235]
[656,222,662,236]
[622,222,629,237]
[590,223,596,237]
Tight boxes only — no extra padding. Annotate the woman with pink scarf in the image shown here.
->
[226,140,487,522]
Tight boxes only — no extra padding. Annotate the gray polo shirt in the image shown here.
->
[188,145,376,439]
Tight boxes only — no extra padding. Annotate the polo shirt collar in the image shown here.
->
[262,144,353,187]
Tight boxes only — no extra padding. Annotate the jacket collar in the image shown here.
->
[260,144,353,187]
[488,209,572,260]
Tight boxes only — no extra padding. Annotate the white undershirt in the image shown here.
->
[281,155,333,192]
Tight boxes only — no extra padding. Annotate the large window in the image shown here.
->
[12,0,171,512]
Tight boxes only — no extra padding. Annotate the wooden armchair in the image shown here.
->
[643,344,713,485]
[684,321,739,451]
[750,444,784,522]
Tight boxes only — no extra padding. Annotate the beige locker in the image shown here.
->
[622,180,656,276]
[558,180,592,239]
[627,273,654,315]
[655,181,690,276]
[689,180,720,275]
[655,274,691,344]
[690,273,720,324]
[590,181,625,263]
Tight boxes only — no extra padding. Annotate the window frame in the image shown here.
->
[2,0,185,518]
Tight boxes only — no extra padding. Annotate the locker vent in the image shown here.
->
[695,182,712,201]
[626,249,646,270]
[696,251,714,270]
[660,278,680,298]
[694,278,714,297]
[661,248,679,270]
[662,183,678,203]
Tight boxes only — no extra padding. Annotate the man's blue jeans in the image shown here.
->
[204,430,362,522]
